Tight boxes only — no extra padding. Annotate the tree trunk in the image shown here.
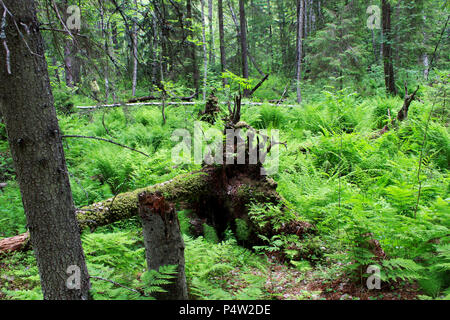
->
[218,0,228,87]
[139,192,188,300]
[64,41,81,88]
[132,0,139,97]
[239,0,249,97]
[208,0,215,65]
[63,0,81,88]
[200,0,208,101]
[267,0,274,72]
[296,0,304,103]
[0,0,90,300]
[228,1,264,78]
[381,0,397,96]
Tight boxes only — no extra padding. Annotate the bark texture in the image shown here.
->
[200,0,208,101]
[139,192,188,300]
[381,0,397,96]
[0,0,90,300]
[218,0,228,87]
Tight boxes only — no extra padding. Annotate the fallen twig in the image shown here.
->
[62,135,150,158]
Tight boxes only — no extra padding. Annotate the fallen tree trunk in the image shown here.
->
[76,101,299,111]
[127,94,195,104]
[1,164,314,254]
[3,95,313,256]
[0,173,205,254]
[0,232,30,253]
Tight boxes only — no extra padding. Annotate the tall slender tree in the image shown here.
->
[0,0,90,299]
[382,0,397,95]
[218,0,228,86]
[208,0,215,65]
[296,0,304,103]
[132,0,139,96]
[200,0,208,100]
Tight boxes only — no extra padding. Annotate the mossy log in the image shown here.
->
[1,164,314,254]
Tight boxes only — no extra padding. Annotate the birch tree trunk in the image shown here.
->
[0,0,90,300]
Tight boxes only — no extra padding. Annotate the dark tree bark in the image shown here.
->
[381,0,397,96]
[200,0,208,100]
[239,0,249,97]
[228,1,264,77]
[208,0,215,65]
[139,192,188,300]
[218,0,228,87]
[0,0,90,300]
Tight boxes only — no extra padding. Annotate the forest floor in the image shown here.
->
[0,87,448,300]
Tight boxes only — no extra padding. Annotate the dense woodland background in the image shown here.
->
[0,0,449,300]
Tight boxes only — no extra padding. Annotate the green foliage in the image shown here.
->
[0,183,26,237]
[52,82,76,115]
[202,223,219,243]
[235,218,251,242]
[247,104,286,129]
[184,235,269,300]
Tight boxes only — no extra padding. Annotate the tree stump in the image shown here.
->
[138,191,188,300]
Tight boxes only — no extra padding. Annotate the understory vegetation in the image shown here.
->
[1,72,448,300]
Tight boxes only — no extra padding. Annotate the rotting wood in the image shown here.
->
[139,191,188,300]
